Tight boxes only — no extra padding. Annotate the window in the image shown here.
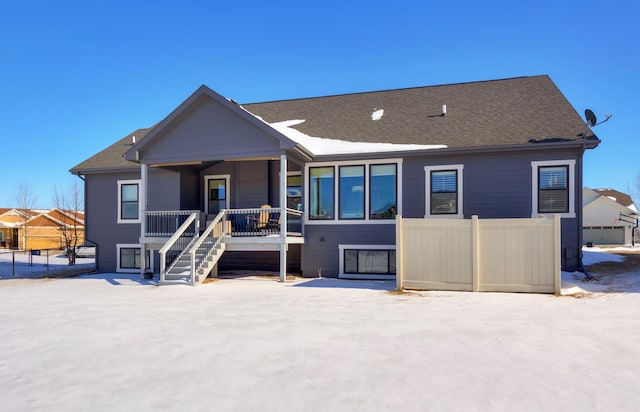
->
[120,247,141,269]
[287,174,302,211]
[344,250,396,274]
[339,244,396,278]
[117,180,141,223]
[306,160,401,223]
[370,164,397,219]
[430,170,458,214]
[116,244,153,273]
[424,165,463,218]
[309,167,335,220]
[531,160,575,218]
[339,165,365,219]
[538,166,568,213]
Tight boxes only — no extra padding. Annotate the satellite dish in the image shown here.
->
[585,109,597,127]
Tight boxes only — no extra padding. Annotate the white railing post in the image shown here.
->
[279,153,288,282]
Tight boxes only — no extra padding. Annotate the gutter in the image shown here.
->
[311,137,601,162]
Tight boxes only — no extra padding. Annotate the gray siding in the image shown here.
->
[180,167,200,210]
[85,172,141,273]
[140,96,284,163]
[201,161,272,209]
[301,224,395,277]
[147,168,181,211]
[300,147,584,276]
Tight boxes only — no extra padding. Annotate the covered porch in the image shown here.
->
[137,153,307,285]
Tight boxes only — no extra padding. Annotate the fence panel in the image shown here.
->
[397,215,560,294]
[478,218,556,293]
[399,218,473,291]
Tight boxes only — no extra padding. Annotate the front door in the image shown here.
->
[205,175,230,215]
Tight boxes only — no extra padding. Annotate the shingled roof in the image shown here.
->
[71,128,152,174]
[244,75,595,148]
[593,189,636,209]
[71,75,598,174]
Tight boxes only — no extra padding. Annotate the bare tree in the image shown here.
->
[11,180,39,250]
[52,180,84,265]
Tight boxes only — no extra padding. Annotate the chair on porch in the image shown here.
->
[256,205,272,231]
[256,205,280,233]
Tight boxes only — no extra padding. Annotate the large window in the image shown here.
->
[370,164,397,219]
[117,180,141,223]
[309,167,335,220]
[344,250,396,274]
[339,244,396,278]
[339,165,365,219]
[307,160,400,223]
[424,165,463,218]
[531,160,575,218]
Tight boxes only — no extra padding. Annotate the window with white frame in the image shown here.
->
[339,244,396,278]
[116,244,153,273]
[117,180,141,223]
[307,160,400,223]
[531,160,575,218]
[424,164,464,218]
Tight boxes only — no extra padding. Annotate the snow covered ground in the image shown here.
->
[1,248,639,410]
[0,248,95,278]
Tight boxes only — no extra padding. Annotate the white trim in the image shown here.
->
[338,244,396,279]
[531,160,575,218]
[424,164,464,219]
[117,180,141,224]
[116,244,154,273]
[204,174,231,215]
[304,158,402,225]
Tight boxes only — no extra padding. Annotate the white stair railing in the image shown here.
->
[159,212,199,282]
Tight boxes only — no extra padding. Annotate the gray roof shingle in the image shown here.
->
[244,75,595,148]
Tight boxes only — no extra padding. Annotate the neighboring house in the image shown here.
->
[0,208,85,250]
[583,188,639,245]
[0,208,37,249]
[70,75,600,284]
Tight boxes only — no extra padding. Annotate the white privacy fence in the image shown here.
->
[395,215,561,294]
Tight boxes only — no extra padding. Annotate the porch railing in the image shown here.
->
[145,210,200,237]
[225,207,303,237]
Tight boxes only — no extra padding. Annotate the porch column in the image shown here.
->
[140,163,148,276]
[279,153,288,282]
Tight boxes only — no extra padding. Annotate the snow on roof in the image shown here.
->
[268,119,447,155]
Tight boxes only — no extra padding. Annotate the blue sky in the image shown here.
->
[1,0,638,208]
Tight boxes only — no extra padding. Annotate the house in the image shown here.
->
[583,188,639,245]
[0,208,85,250]
[70,75,600,284]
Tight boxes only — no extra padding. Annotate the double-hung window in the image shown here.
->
[424,165,464,218]
[118,180,141,223]
[307,160,399,222]
[531,160,575,218]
